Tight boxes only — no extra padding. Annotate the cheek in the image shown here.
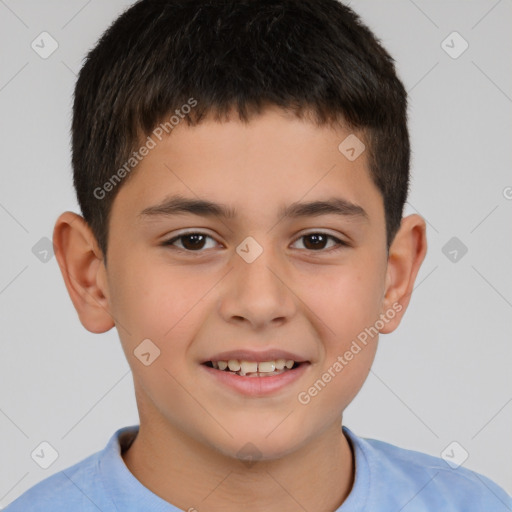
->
[303,265,384,339]
[294,270,382,421]
[109,259,210,413]
[108,253,206,339]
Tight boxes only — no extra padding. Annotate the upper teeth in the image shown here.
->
[212,359,295,375]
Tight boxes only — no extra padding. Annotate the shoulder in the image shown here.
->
[4,441,114,511]
[343,426,512,511]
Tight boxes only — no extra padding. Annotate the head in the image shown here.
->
[54,0,426,460]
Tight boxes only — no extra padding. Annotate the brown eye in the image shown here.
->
[292,233,348,252]
[163,233,218,252]
[303,233,329,250]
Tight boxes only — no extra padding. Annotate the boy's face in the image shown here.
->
[59,106,425,460]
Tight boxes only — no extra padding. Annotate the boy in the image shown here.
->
[5,0,511,510]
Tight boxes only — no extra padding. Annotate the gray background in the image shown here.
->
[0,0,511,507]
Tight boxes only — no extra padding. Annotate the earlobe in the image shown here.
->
[53,212,115,334]
[379,214,428,334]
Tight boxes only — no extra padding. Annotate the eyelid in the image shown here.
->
[297,228,349,242]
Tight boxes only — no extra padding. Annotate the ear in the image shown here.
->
[379,213,427,334]
[53,211,115,334]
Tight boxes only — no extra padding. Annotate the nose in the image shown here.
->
[217,243,296,330]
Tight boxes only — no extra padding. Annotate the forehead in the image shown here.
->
[110,107,384,227]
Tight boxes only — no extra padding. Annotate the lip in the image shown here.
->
[200,361,311,396]
[202,349,308,364]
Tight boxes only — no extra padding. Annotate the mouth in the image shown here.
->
[200,349,311,395]
[202,359,304,377]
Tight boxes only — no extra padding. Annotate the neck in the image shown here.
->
[122,417,355,512]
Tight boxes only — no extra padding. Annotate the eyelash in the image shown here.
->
[161,232,350,254]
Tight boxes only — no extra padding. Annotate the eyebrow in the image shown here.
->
[138,194,369,221]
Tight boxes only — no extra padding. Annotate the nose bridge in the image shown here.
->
[218,239,296,327]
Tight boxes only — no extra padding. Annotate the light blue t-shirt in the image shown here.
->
[5,424,511,511]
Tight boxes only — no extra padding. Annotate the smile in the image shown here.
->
[204,359,299,377]
[200,360,310,396]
